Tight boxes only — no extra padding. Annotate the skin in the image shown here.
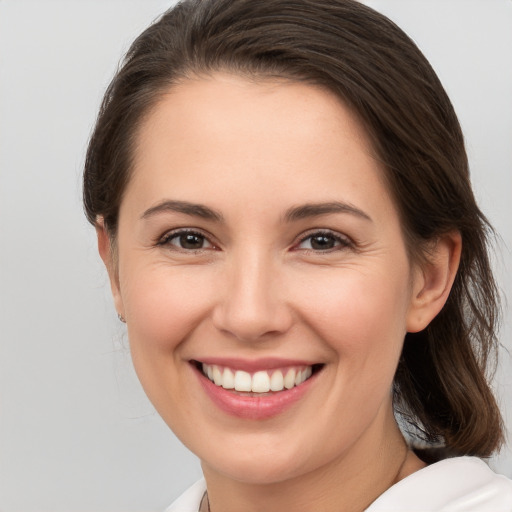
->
[98,73,461,512]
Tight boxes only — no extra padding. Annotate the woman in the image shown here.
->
[83,0,512,510]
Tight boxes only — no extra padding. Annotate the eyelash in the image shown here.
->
[293,230,353,253]
[157,228,353,254]
[157,229,217,252]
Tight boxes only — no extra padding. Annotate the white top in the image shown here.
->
[165,456,512,511]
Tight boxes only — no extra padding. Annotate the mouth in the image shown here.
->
[190,358,325,421]
[195,361,323,395]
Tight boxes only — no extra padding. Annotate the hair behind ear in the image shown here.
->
[396,322,503,457]
[394,237,504,457]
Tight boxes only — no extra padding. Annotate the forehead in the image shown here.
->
[136,72,374,157]
[125,72,394,221]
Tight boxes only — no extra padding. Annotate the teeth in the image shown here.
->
[234,370,252,392]
[284,368,296,389]
[252,371,270,393]
[222,368,235,389]
[270,370,284,391]
[213,366,223,386]
[201,363,315,393]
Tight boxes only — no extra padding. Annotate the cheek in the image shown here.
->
[295,264,411,362]
[121,264,214,355]
[119,264,217,424]
[292,265,412,433]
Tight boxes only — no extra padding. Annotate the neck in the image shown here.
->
[201,411,422,512]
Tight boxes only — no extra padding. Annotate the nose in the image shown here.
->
[212,250,293,343]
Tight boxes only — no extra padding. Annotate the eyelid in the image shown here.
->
[156,227,219,251]
[292,229,353,251]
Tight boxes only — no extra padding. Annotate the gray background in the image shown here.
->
[0,1,510,511]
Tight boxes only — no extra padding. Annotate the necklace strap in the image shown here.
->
[199,491,210,512]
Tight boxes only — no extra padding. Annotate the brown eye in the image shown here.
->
[160,230,214,250]
[310,234,336,250]
[297,231,351,251]
[177,233,206,249]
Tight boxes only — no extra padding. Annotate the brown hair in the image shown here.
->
[83,0,503,457]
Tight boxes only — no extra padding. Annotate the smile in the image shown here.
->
[201,363,314,393]
[192,360,323,420]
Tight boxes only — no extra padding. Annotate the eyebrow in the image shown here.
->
[140,199,371,224]
[284,202,372,223]
[141,200,224,222]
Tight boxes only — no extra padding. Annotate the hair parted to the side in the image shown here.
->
[83,0,504,457]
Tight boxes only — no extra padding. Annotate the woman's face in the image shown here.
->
[107,73,425,484]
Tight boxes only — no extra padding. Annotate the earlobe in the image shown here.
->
[95,217,125,320]
[406,231,462,333]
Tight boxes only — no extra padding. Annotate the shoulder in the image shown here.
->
[366,456,512,511]
[164,479,206,512]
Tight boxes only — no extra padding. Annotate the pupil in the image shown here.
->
[311,235,334,250]
[180,233,203,249]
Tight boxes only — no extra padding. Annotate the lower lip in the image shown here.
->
[193,365,319,420]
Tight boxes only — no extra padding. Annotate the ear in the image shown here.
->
[406,231,462,333]
[95,217,125,320]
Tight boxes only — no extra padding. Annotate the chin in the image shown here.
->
[204,454,311,486]
[195,428,326,486]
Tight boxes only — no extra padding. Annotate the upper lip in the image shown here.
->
[192,357,319,373]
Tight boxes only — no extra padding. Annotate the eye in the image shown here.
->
[158,230,215,251]
[296,231,351,251]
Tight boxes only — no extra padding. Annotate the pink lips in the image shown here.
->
[192,358,320,420]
